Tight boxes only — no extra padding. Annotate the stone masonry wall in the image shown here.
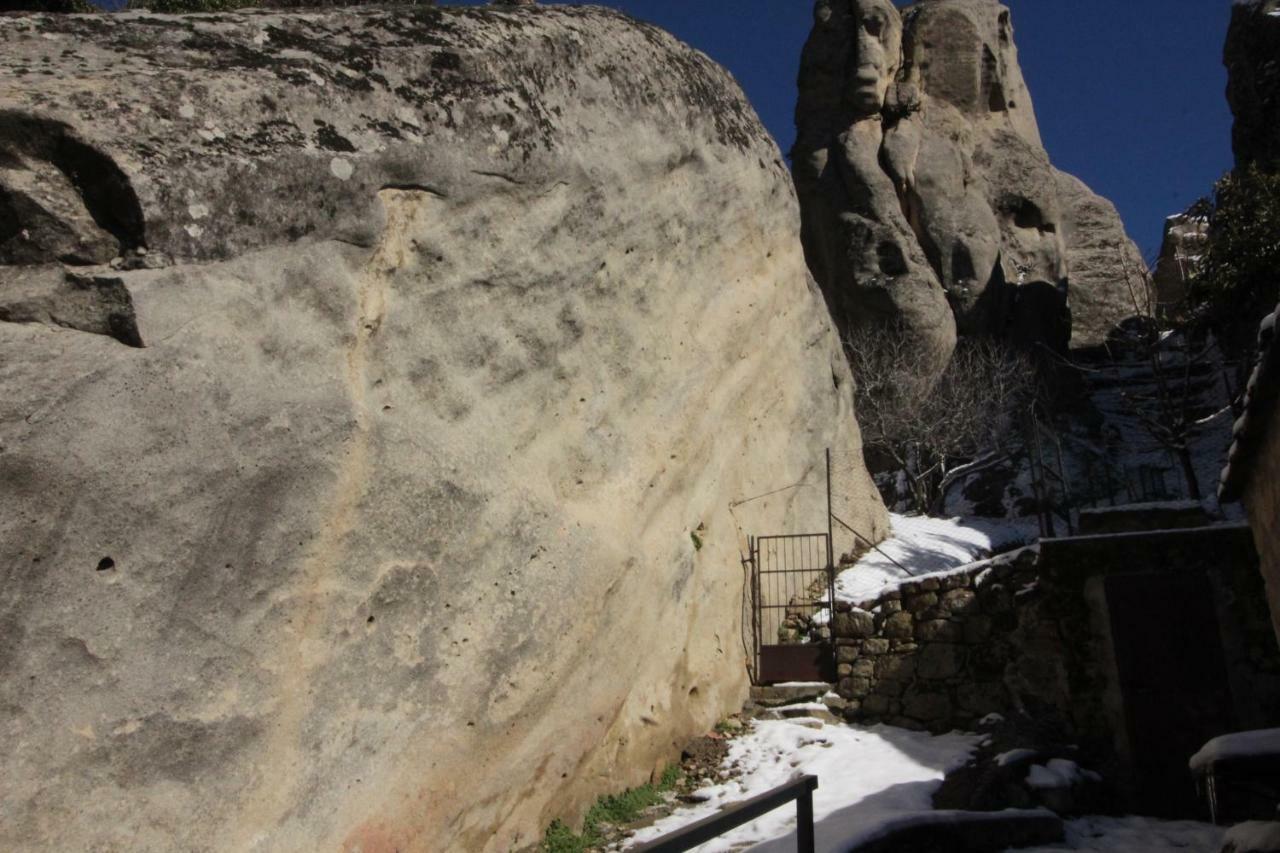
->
[833,525,1280,748]
[832,546,1056,732]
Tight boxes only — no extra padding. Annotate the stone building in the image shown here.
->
[1152,211,1209,320]
[1221,301,1280,645]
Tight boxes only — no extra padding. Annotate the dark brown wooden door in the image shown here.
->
[1105,570,1236,817]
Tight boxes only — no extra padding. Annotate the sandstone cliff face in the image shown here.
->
[794,0,1144,356]
[1226,0,1280,169]
[1054,169,1150,346]
[0,8,886,852]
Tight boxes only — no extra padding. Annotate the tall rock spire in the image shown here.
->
[795,0,1146,357]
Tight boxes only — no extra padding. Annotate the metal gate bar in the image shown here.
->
[752,532,835,684]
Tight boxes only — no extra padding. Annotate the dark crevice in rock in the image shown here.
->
[380,183,447,198]
[952,242,977,286]
[49,134,146,252]
[876,240,909,277]
[0,111,147,261]
[1001,194,1054,235]
[983,46,1007,114]
[470,170,523,185]
[0,187,19,247]
[0,268,144,348]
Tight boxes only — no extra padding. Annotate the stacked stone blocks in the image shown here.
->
[832,547,1044,731]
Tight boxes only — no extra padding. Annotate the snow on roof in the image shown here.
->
[1219,301,1280,502]
[1189,728,1280,772]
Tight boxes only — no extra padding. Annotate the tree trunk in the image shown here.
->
[1177,446,1202,501]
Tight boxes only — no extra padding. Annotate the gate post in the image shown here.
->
[825,448,836,679]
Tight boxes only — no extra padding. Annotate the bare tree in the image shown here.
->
[848,324,1037,515]
[1115,251,1233,502]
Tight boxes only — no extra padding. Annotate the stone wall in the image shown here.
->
[833,526,1280,763]
[832,546,1054,731]
[1243,388,1280,648]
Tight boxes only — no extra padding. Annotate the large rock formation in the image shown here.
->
[1226,0,1280,170]
[794,0,1144,359]
[1054,170,1151,346]
[0,7,887,852]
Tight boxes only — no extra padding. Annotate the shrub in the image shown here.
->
[1191,164,1280,348]
[540,766,682,852]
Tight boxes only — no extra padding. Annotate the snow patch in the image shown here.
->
[1026,759,1101,790]
[996,748,1038,767]
[621,721,979,852]
[835,513,1034,603]
[1189,728,1280,772]
[1222,821,1280,852]
[1015,814,1223,851]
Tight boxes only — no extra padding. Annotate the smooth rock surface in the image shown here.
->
[0,7,887,852]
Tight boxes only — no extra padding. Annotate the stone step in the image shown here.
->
[756,703,842,725]
[748,682,833,708]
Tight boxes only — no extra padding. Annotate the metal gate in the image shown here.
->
[751,533,836,684]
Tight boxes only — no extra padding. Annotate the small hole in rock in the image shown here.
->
[367,615,375,624]
[96,557,115,572]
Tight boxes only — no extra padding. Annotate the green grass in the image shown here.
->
[541,766,682,852]
[541,820,591,853]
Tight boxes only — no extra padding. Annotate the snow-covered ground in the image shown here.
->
[619,718,1223,853]
[621,720,979,852]
[834,513,1035,603]
[1013,815,1223,851]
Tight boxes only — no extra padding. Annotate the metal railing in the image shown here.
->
[630,775,818,853]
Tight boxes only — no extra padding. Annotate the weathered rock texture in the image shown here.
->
[1226,0,1280,169]
[1054,170,1150,347]
[0,8,887,852]
[794,0,1144,357]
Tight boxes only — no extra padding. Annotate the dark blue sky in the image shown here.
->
[443,0,1235,258]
